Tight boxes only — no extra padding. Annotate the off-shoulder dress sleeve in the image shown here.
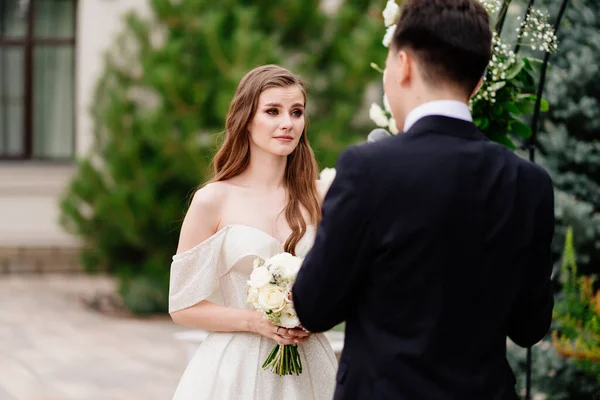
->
[168,227,230,313]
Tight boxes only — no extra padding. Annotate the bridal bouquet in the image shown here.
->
[247,252,304,376]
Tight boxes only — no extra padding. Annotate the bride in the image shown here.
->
[169,65,338,399]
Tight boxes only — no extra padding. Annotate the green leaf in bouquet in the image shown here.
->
[262,344,303,376]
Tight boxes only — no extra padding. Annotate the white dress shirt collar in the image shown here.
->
[403,100,473,132]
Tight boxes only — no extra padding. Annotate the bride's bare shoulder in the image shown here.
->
[177,182,231,253]
[190,181,230,209]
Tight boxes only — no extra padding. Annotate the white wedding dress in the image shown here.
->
[169,224,338,400]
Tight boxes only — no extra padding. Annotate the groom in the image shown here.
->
[292,0,555,399]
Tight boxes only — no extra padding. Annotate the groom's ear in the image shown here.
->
[396,50,413,86]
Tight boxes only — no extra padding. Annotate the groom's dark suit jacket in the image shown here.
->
[293,116,555,400]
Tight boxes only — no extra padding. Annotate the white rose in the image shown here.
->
[382,25,396,48]
[257,285,286,312]
[283,260,302,281]
[253,257,264,269]
[268,253,302,281]
[388,117,400,134]
[280,310,300,329]
[382,0,400,27]
[319,167,336,190]
[268,252,295,267]
[248,266,272,288]
[247,286,260,306]
[369,103,389,128]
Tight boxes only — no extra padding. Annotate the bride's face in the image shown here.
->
[247,85,305,157]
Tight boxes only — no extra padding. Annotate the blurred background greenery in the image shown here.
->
[57,0,600,397]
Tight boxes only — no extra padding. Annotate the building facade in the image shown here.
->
[0,0,148,269]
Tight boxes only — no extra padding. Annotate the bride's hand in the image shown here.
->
[278,327,311,344]
[248,313,310,345]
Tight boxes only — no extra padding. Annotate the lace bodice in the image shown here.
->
[169,224,316,313]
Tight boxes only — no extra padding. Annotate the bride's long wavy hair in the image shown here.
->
[208,65,321,255]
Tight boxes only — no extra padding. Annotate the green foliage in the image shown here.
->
[60,0,386,314]
[538,0,600,277]
[471,57,547,149]
[544,131,600,275]
[507,338,600,399]
[470,2,556,149]
[367,1,557,149]
[552,227,600,378]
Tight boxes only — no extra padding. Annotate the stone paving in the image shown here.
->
[0,275,188,400]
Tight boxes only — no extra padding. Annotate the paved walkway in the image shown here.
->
[0,275,188,400]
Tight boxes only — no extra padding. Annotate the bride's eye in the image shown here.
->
[266,108,279,115]
[292,109,303,117]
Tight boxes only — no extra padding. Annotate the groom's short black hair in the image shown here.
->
[391,0,492,95]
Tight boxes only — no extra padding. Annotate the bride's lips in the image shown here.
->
[274,135,294,142]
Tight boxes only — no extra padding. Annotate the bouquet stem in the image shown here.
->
[262,344,303,376]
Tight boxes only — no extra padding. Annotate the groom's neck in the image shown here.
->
[400,86,468,115]
[395,85,471,131]
[411,84,470,107]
